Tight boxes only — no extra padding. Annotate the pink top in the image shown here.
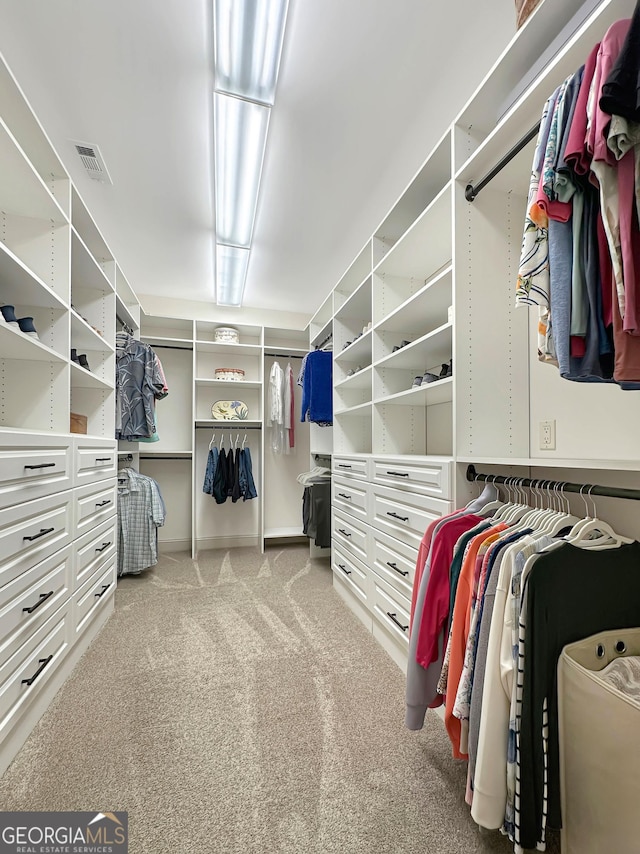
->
[564,43,600,175]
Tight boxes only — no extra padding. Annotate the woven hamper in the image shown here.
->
[558,627,640,854]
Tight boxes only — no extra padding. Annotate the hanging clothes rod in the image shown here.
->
[464,121,540,202]
[116,316,134,335]
[315,332,333,350]
[139,455,191,460]
[466,464,640,502]
[264,352,305,360]
[195,424,262,430]
[147,343,193,351]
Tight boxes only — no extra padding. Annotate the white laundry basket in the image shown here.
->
[558,627,640,854]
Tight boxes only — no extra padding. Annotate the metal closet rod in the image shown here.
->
[139,455,191,461]
[195,424,262,430]
[466,464,640,502]
[315,332,333,350]
[264,352,305,360]
[149,343,193,351]
[465,121,540,202]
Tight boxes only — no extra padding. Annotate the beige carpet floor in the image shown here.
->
[0,546,559,853]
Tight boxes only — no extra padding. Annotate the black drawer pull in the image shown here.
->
[338,564,351,576]
[387,561,409,577]
[21,655,53,686]
[22,590,54,614]
[338,464,352,469]
[386,470,409,477]
[95,500,112,508]
[95,583,112,599]
[387,511,409,522]
[95,457,111,463]
[337,528,352,537]
[338,493,352,500]
[95,541,112,553]
[23,527,54,542]
[386,612,409,632]
[24,462,56,470]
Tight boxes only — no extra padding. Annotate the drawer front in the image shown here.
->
[73,517,117,587]
[332,456,370,481]
[0,545,72,663]
[371,531,418,600]
[370,573,411,648]
[73,560,116,638]
[0,604,70,735]
[372,457,452,499]
[332,547,369,606]
[0,434,72,511]
[332,509,369,564]
[371,483,451,551]
[0,492,73,591]
[332,476,369,523]
[74,480,117,536]
[74,439,117,486]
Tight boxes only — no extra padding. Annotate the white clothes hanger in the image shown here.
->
[242,433,247,450]
[566,485,632,547]
[209,431,217,451]
[474,476,503,515]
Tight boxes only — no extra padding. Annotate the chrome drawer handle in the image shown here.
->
[95,500,112,508]
[338,464,352,469]
[338,493,351,500]
[337,528,351,537]
[95,541,112,553]
[24,462,56,470]
[386,612,409,632]
[386,470,409,477]
[338,564,351,576]
[95,583,112,599]
[21,655,53,686]
[23,527,55,542]
[95,457,111,463]
[387,561,409,577]
[22,590,54,614]
[387,511,409,522]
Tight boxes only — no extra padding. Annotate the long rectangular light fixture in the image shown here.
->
[214,0,289,105]
[216,244,250,307]
[214,92,270,248]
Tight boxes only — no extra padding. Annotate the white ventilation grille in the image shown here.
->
[70,140,113,184]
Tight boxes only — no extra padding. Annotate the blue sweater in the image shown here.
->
[300,350,332,424]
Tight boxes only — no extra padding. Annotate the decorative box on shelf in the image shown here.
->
[214,326,240,344]
[214,367,245,381]
[70,412,88,434]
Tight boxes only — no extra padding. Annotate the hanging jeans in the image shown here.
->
[202,447,219,495]
[240,447,258,500]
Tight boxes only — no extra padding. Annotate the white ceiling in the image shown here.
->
[0,0,515,319]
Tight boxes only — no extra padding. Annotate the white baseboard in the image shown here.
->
[196,535,259,552]
[332,576,373,631]
[157,538,192,554]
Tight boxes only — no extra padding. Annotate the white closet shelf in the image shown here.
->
[457,455,640,472]
[263,346,308,358]
[0,117,68,223]
[335,365,372,390]
[375,322,452,371]
[334,401,372,417]
[71,229,114,294]
[195,419,262,429]
[115,293,138,332]
[71,188,113,267]
[375,265,452,334]
[71,311,114,353]
[195,340,262,356]
[334,329,372,364]
[0,322,67,363]
[333,241,371,304]
[373,182,452,279]
[140,335,193,347]
[374,376,453,407]
[138,450,192,458]
[0,241,68,311]
[264,526,305,538]
[195,378,262,389]
[70,361,114,390]
[310,318,332,349]
[335,275,371,321]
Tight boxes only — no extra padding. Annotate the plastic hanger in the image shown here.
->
[209,431,217,451]
[491,477,516,520]
[567,485,632,547]
[474,475,503,515]
[242,433,247,450]
[541,481,582,536]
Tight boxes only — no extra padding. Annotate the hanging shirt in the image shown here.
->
[115,333,168,441]
[117,468,165,576]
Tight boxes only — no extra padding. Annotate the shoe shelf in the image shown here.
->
[0,118,68,224]
[374,265,452,334]
[374,321,452,371]
[334,328,373,365]
[334,400,373,417]
[0,241,68,311]
[374,376,453,408]
[71,230,114,295]
[335,364,372,391]
[71,310,114,353]
[334,274,372,322]
[333,242,371,310]
[0,322,67,363]
[70,360,114,390]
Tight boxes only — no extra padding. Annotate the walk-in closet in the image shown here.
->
[1,1,640,852]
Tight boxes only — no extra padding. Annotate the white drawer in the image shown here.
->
[0,492,73,591]
[73,560,116,639]
[371,529,418,601]
[73,517,117,587]
[74,439,117,486]
[370,572,411,648]
[372,456,452,499]
[0,434,72,511]
[332,476,369,523]
[371,483,451,550]
[332,455,370,481]
[332,547,370,607]
[0,545,72,664]
[74,480,117,536]
[0,603,70,737]
[333,509,369,564]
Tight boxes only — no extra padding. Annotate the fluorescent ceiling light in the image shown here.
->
[214,92,270,249]
[214,0,289,105]
[216,244,250,306]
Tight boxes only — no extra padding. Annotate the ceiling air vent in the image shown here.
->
[70,140,113,184]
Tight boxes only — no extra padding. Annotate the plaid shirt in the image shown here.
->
[117,468,165,576]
